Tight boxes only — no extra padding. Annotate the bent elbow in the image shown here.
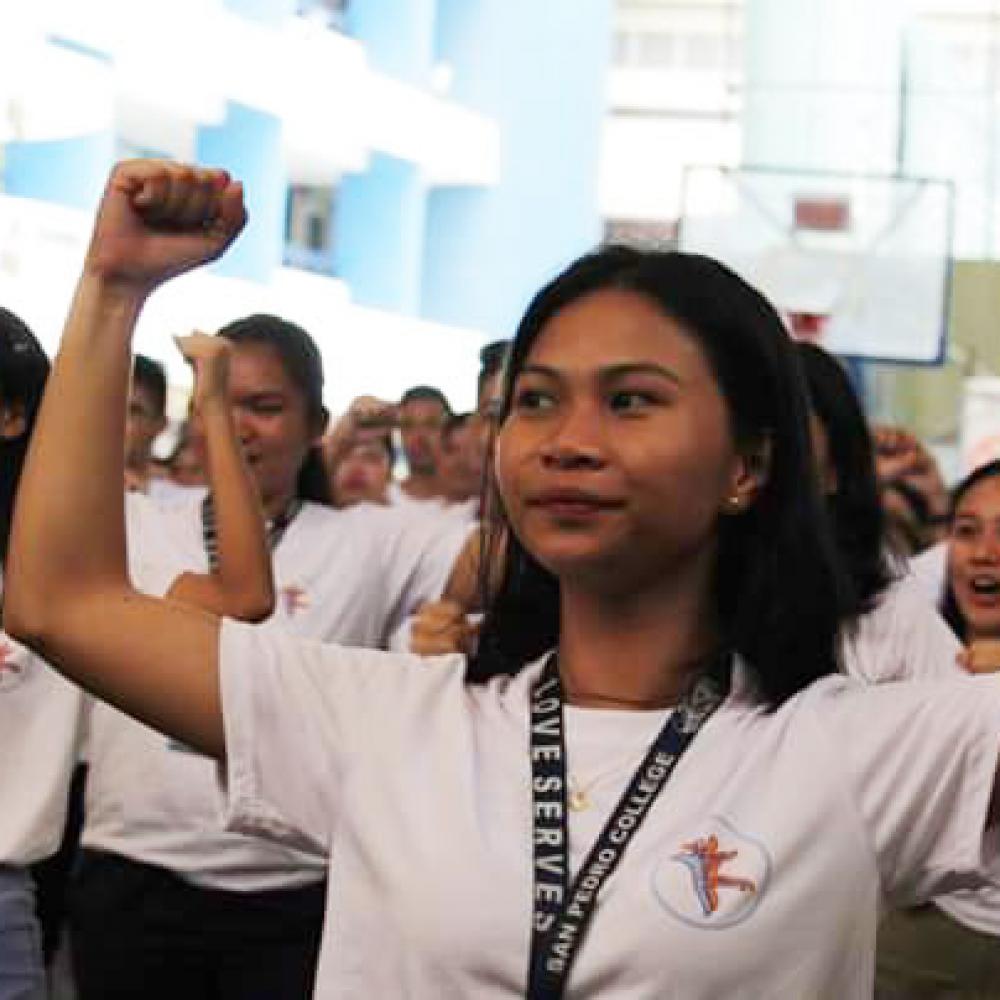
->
[229,586,275,624]
[239,601,274,625]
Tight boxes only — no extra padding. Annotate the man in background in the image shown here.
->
[389,385,452,507]
[124,354,168,493]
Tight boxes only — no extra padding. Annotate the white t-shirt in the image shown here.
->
[145,478,201,508]
[387,481,444,511]
[842,576,1000,937]
[901,541,948,606]
[84,491,470,891]
[840,579,962,683]
[0,635,86,865]
[0,493,166,866]
[218,621,1000,999]
[386,481,476,521]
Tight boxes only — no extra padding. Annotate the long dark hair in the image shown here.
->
[941,459,1000,641]
[796,342,896,610]
[217,314,331,505]
[0,308,50,564]
[469,247,855,708]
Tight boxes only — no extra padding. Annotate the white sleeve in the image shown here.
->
[218,618,467,853]
[813,675,1000,906]
[125,491,188,598]
[841,583,962,683]
[902,542,949,606]
[374,513,475,644]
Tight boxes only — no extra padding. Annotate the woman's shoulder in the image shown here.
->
[841,576,960,683]
[221,618,548,734]
[901,541,948,603]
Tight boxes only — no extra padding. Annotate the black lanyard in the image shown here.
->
[200,493,301,572]
[527,652,730,999]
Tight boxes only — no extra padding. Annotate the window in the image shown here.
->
[284,185,338,275]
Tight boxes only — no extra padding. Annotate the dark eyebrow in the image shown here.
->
[516,362,682,385]
[600,362,682,386]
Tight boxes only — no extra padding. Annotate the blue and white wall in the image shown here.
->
[0,0,611,413]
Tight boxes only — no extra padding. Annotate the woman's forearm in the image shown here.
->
[171,397,275,620]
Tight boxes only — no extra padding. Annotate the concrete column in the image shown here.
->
[335,152,426,315]
[422,0,613,336]
[196,101,285,283]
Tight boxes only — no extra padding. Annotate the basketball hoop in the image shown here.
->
[678,165,953,364]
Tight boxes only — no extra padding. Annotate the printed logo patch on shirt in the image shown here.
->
[280,584,310,617]
[0,639,29,692]
[652,816,771,929]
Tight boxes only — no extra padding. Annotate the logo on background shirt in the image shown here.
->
[0,639,28,692]
[652,816,771,929]
[280,584,310,617]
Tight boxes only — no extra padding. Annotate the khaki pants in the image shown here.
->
[877,905,1000,999]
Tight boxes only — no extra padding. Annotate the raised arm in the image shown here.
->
[4,160,246,758]
[166,333,274,621]
[322,395,397,470]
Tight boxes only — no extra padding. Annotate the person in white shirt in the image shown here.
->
[164,419,207,488]
[0,306,57,1000]
[322,395,397,508]
[793,342,960,683]
[124,353,168,494]
[939,460,1000,650]
[388,384,452,507]
[437,413,484,513]
[411,343,964,681]
[328,436,394,508]
[9,161,1000,1000]
[874,458,1000,996]
[71,316,467,996]
[0,316,273,1000]
[794,343,1000,995]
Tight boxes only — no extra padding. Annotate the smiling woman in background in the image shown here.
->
[942,460,1000,646]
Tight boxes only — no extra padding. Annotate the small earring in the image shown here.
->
[725,495,743,512]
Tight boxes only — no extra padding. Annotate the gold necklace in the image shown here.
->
[567,774,597,812]
[566,748,651,812]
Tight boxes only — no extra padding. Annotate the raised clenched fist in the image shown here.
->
[175,332,233,412]
[84,160,247,297]
[409,600,481,657]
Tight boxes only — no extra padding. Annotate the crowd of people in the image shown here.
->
[3,159,1000,999]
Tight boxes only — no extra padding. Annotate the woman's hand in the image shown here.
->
[83,160,246,300]
[958,641,1000,674]
[410,600,481,657]
[176,332,233,413]
[323,396,397,467]
[873,425,924,484]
